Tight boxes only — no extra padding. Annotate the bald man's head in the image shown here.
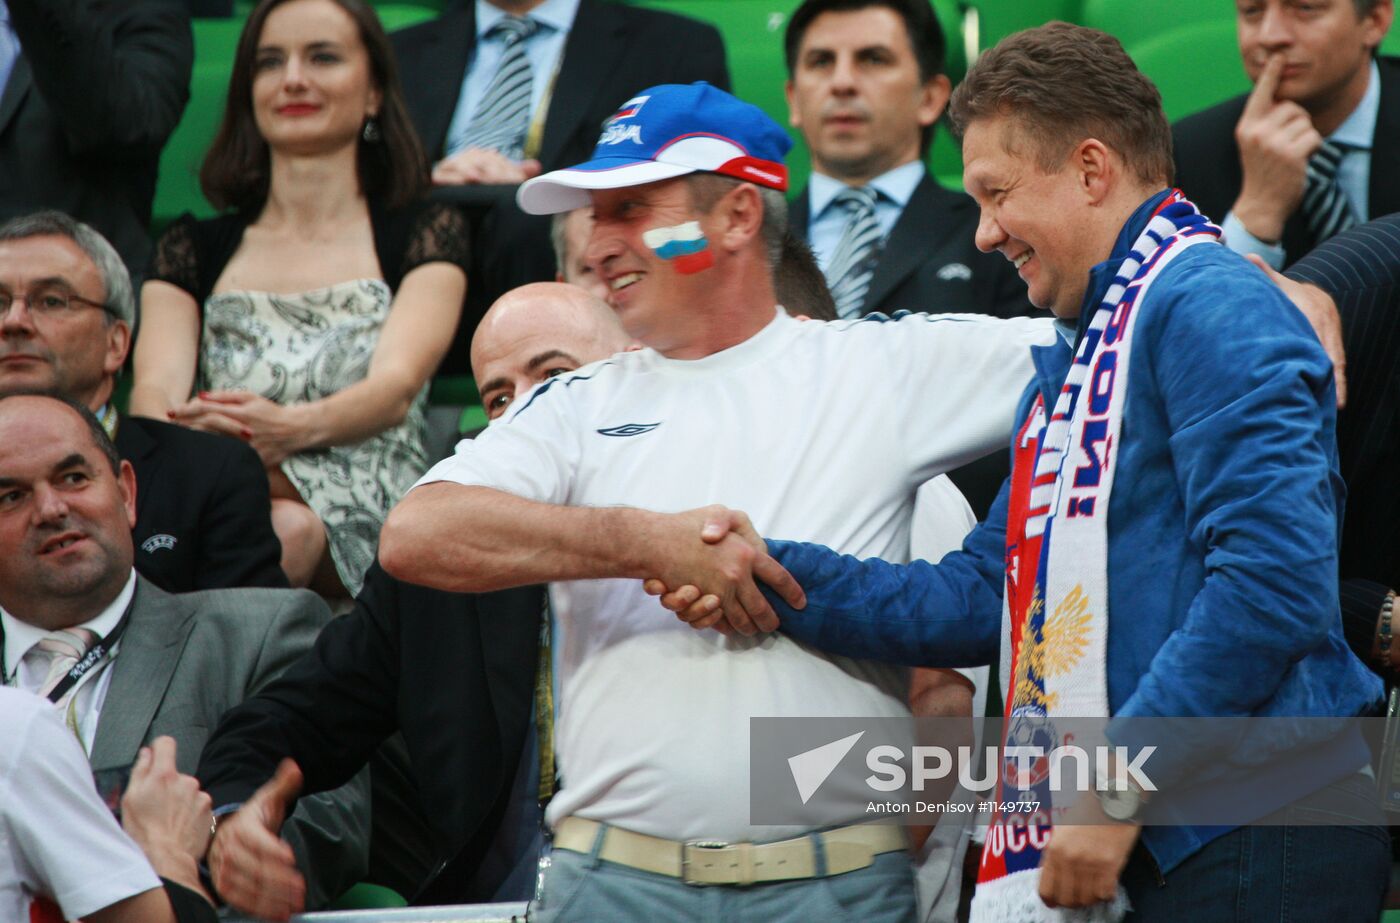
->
[472,282,632,422]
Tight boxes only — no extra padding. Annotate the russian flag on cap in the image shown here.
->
[516,82,793,215]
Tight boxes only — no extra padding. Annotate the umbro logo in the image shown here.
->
[937,262,973,281]
[141,534,177,553]
[597,422,661,438]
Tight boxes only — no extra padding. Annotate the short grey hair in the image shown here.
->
[0,211,135,326]
[684,174,788,269]
[550,211,571,275]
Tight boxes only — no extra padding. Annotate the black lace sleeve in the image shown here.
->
[146,213,201,299]
[401,201,472,278]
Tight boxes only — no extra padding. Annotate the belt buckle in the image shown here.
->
[681,840,730,887]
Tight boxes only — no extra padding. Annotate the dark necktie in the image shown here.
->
[1300,139,1356,249]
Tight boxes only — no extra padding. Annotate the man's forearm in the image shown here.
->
[380,483,661,593]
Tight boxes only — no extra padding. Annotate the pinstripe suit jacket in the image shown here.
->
[1286,214,1400,660]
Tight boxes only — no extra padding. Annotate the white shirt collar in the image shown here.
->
[809,160,926,219]
[476,0,580,38]
[1331,59,1381,151]
[2,569,137,683]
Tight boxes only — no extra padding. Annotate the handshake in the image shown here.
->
[640,505,806,635]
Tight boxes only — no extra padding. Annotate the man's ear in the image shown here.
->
[785,79,801,129]
[104,320,131,377]
[1074,138,1114,205]
[918,73,953,127]
[1362,0,1394,51]
[118,459,137,530]
[717,183,765,253]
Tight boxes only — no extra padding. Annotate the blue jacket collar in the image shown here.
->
[1027,188,1174,406]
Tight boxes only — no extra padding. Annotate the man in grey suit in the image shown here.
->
[0,392,368,916]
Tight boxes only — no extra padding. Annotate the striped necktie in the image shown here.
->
[450,16,539,160]
[1300,140,1356,249]
[825,186,884,319]
[30,629,98,738]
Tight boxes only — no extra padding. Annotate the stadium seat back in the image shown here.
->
[1129,20,1249,122]
[1080,0,1234,50]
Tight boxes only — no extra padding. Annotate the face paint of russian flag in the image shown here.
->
[642,220,714,274]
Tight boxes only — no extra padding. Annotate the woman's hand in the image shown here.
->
[168,391,309,468]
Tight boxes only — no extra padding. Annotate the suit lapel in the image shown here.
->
[0,55,31,139]
[413,6,477,158]
[114,416,159,523]
[863,173,968,313]
[89,580,196,770]
[537,0,626,170]
[1368,57,1400,218]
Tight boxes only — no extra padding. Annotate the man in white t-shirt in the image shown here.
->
[0,687,215,923]
[379,81,1053,921]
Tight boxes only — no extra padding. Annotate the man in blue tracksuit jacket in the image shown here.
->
[652,24,1388,921]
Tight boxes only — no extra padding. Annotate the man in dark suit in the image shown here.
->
[391,0,729,367]
[1173,0,1397,269]
[784,0,1028,322]
[1255,215,1400,672]
[0,0,192,278]
[0,211,286,592]
[0,392,369,915]
[784,0,1028,517]
[195,283,641,918]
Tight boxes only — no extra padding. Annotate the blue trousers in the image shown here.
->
[1122,772,1389,922]
[529,834,917,923]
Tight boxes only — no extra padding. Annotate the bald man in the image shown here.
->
[197,282,637,912]
[474,282,633,422]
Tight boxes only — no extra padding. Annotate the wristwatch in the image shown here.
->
[1095,770,1147,823]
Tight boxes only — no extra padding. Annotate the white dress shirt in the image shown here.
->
[1,570,137,753]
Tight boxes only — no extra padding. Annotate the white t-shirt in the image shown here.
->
[0,687,161,921]
[420,308,1053,841]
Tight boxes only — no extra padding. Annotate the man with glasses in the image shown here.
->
[0,211,286,593]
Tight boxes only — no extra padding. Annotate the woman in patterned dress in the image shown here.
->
[130,0,468,596]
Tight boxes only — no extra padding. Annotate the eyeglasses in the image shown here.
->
[0,286,115,320]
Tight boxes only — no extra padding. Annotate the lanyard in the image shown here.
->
[0,604,131,701]
[42,609,129,704]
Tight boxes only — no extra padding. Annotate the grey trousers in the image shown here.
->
[528,833,918,923]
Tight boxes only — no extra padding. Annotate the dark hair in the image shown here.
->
[0,391,122,476]
[0,211,134,326]
[785,0,947,156]
[948,22,1174,188]
[775,233,838,321]
[200,0,427,213]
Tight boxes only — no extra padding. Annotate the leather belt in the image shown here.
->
[552,817,907,886]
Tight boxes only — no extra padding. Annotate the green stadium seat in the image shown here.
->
[1080,0,1234,51]
[154,18,243,225]
[626,2,967,189]
[329,882,407,910]
[1128,20,1249,122]
[958,0,1080,49]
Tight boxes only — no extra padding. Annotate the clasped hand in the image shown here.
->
[167,390,303,467]
[641,506,804,635]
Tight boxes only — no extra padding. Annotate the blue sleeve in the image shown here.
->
[762,478,1011,668]
[1113,253,1342,725]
